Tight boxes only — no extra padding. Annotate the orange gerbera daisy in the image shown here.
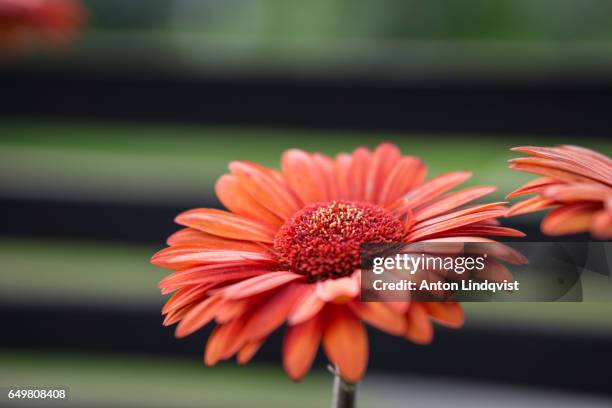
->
[0,0,85,50]
[151,143,524,383]
[507,145,612,239]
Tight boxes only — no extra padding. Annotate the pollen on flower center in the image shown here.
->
[273,201,404,281]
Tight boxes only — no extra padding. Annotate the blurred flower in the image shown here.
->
[151,143,523,382]
[0,0,85,50]
[507,145,612,239]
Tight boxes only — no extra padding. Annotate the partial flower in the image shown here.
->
[151,143,524,383]
[506,145,612,239]
[0,0,85,50]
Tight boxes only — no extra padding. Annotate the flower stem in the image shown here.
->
[328,365,357,408]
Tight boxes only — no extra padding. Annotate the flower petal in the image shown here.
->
[415,202,507,229]
[510,156,610,185]
[218,315,252,361]
[541,203,601,236]
[323,306,368,383]
[506,177,557,199]
[176,208,276,243]
[379,156,427,206]
[163,306,190,327]
[349,301,405,335]
[424,302,464,328]
[509,163,597,185]
[366,143,402,204]
[159,266,270,294]
[316,273,360,302]
[242,283,311,341]
[399,171,472,211]
[414,186,497,222]
[506,196,556,217]
[512,146,612,185]
[559,145,612,171]
[283,316,322,381]
[425,225,525,239]
[167,228,268,252]
[591,209,612,239]
[175,295,225,338]
[541,183,611,203]
[222,271,305,300]
[162,284,210,315]
[230,161,302,219]
[385,301,411,314]
[282,149,329,204]
[215,174,283,228]
[406,208,508,241]
[314,153,340,201]
[288,285,325,325]
[335,153,353,201]
[237,339,265,364]
[151,245,275,270]
[347,147,372,201]
[405,303,433,345]
[215,297,259,324]
[204,319,247,366]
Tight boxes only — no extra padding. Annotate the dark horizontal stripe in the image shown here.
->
[3,196,572,243]
[3,196,212,244]
[2,64,612,137]
[1,300,610,396]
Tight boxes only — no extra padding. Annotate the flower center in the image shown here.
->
[274,201,404,281]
